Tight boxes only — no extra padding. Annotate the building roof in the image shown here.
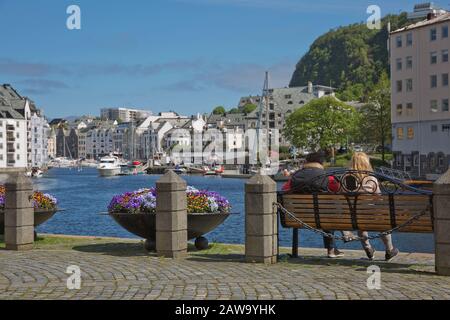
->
[0,106,25,119]
[391,13,450,34]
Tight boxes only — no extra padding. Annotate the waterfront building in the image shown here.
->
[100,107,153,122]
[55,128,79,159]
[31,112,49,168]
[47,128,57,159]
[0,84,49,169]
[390,12,450,179]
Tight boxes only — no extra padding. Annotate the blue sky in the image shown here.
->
[0,0,439,119]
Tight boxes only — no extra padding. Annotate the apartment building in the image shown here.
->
[100,107,152,122]
[0,108,28,168]
[0,84,49,169]
[390,12,450,178]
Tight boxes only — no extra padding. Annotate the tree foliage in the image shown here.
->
[284,97,358,152]
[212,106,226,115]
[242,103,257,114]
[357,71,392,161]
[290,13,409,101]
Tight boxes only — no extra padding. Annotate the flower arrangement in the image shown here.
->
[108,186,231,214]
[0,186,58,210]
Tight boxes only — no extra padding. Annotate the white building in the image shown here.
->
[0,84,49,169]
[31,112,49,167]
[101,107,153,122]
[390,10,450,178]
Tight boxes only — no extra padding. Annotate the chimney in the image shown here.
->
[307,81,313,94]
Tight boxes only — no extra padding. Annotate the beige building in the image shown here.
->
[390,13,450,179]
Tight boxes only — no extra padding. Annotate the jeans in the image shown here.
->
[323,230,336,250]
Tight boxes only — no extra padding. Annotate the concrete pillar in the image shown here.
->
[5,173,34,251]
[156,170,187,259]
[245,174,277,264]
[434,169,450,275]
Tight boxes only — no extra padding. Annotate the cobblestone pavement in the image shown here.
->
[0,238,450,300]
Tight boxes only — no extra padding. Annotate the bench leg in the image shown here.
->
[292,228,299,258]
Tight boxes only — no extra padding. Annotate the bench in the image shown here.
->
[277,170,434,257]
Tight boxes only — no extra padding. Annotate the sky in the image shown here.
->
[0,0,442,119]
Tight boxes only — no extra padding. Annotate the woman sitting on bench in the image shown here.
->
[348,152,400,261]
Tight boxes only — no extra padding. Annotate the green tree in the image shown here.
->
[228,108,240,114]
[242,103,257,114]
[212,106,226,115]
[284,97,358,158]
[358,71,392,162]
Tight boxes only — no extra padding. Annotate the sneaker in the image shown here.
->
[385,248,399,261]
[364,247,376,260]
[328,249,345,258]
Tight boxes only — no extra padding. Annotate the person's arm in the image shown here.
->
[282,179,292,191]
[328,176,340,193]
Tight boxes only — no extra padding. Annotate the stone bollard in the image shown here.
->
[156,170,188,259]
[434,169,450,276]
[245,174,277,264]
[5,173,34,251]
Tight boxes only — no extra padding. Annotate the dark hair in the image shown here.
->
[306,152,324,164]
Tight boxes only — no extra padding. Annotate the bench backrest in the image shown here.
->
[278,170,434,233]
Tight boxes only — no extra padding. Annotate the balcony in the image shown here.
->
[6,134,15,142]
[7,148,15,153]
[6,125,15,132]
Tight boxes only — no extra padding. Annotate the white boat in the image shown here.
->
[97,156,123,177]
[26,168,44,178]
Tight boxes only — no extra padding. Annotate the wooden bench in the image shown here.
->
[277,170,434,257]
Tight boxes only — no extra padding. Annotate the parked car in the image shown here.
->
[353,145,364,152]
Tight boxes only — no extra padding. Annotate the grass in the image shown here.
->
[323,152,394,169]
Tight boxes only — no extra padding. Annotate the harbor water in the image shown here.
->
[33,168,434,253]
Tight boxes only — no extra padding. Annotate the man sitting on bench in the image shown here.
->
[282,152,346,258]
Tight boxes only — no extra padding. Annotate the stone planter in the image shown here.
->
[109,212,230,250]
[0,209,59,235]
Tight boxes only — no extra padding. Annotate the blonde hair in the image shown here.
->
[351,152,373,176]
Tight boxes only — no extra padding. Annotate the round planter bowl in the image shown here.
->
[0,209,58,235]
[109,212,230,249]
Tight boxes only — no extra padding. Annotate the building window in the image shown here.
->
[284,95,292,99]
[407,127,414,139]
[0,155,3,161]
[443,73,449,86]
[16,121,19,128]
[443,50,449,62]
[16,143,19,150]
[444,99,450,112]
[406,79,413,92]
[406,56,413,69]
[413,154,420,167]
[431,28,437,41]
[431,100,438,112]
[406,33,413,46]
[396,58,402,70]
[16,154,20,160]
[443,25,449,38]
[431,75,438,88]
[396,104,403,116]
[431,52,438,64]
[432,125,438,132]
[443,124,450,132]
[16,132,19,138]
[396,35,402,48]
[397,127,404,140]
[406,103,413,115]
[396,80,403,92]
